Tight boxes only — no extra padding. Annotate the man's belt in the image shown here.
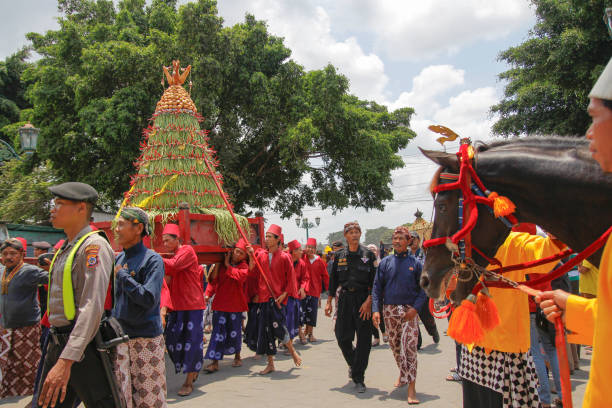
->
[342,287,367,293]
[49,324,74,346]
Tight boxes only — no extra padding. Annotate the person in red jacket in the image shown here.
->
[287,240,308,345]
[161,223,205,397]
[302,238,329,342]
[246,224,302,375]
[203,238,249,373]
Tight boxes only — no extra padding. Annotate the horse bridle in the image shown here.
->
[423,141,518,287]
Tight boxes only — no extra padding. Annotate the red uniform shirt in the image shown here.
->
[305,255,329,297]
[251,248,293,304]
[208,262,249,313]
[289,258,309,298]
[161,278,173,310]
[163,245,205,311]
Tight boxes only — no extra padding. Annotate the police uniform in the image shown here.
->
[38,182,116,408]
[329,244,377,386]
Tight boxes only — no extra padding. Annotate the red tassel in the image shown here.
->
[447,295,484,344]
[475,292,500,330]
[487,192,516,218]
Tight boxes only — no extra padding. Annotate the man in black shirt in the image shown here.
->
[325,221,376,393]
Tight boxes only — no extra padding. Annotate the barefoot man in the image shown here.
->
[372,226,426,404]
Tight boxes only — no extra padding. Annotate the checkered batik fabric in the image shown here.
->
[458,345,540,408]
[113,335,167,408]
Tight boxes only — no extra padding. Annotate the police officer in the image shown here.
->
[325,221,377,393]
[37,182,115,408]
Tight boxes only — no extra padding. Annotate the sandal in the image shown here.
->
[232,359,242,367]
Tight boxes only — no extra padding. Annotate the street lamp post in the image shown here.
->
[295,216,321,241]
[18,123,39,155]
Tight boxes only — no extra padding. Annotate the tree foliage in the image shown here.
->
[0,160,58,224]
[21,0,415,216]
[491,0,612,136]
[0,49,32,142]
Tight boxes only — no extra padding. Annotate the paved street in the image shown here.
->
[4,297,590,407]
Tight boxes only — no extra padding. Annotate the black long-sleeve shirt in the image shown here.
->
[329,245,377,296]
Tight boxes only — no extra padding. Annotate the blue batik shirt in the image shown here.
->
[372,251,427,314]
[112,241,164,338]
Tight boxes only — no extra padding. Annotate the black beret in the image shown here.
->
[49,182,98,204]
[32,241,52,250]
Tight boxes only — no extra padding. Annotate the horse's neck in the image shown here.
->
[477,146,612,264]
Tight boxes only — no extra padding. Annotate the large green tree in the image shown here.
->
[22,0,415,216]
[491,0,612,136]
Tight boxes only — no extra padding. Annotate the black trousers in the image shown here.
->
[334,290,372,383]
[37,336,115,408]
[417,299,439,348]
[462,379,502,408]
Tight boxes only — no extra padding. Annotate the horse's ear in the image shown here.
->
[419,148,459,172]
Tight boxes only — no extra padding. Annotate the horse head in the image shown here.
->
[418,148,510,304]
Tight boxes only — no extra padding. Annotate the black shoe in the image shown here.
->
[355,382,366,393]
[433,331,440,344]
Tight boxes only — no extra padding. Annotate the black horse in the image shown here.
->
[419,136,612,303]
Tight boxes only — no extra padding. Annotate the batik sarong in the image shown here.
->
[0,324,41,398]
[165,309,204,373]
[205,311,242,360]
[249,299,289,356]
[301,296,318,327]
[113,335,167,408]
[285,297,301,339]
[458,345,540,408]
[382,304,419,386]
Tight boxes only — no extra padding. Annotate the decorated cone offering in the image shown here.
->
[123,60,249,244]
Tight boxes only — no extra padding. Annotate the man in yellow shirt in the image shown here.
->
[538,57,612,408]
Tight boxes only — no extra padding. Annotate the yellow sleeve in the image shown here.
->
[565,294,597,346]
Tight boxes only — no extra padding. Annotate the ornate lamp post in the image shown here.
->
[18,123,39,155]
[295,216,321,240]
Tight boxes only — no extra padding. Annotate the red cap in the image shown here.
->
[53,240,65,251]
[15,237,27,252]
[306,238,317,247]
[288,240,301,251]
[162,223,181,237]
[235,238,248,252]
[266,224,282,237]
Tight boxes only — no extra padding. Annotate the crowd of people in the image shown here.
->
[0,57,610,408]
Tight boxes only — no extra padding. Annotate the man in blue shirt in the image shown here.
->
[372,226,426,404]
[112,207,167,408]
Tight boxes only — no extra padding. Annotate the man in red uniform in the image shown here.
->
[302,238,329,342]
[203,238,249,372]
[161,223,205,397]
[246,225,302,374]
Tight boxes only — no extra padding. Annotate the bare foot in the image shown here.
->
[394,376,405,388]
[407,382,419,404]
[178,384,193,397]
[253,354,262,360]
[259,364,275,375]
[307,334,317,343]
[205,362,218,373]
[292,352,303,367]
[232,359,242,367]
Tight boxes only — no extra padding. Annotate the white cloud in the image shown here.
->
[216,0,389,101]
[329,0,534,60]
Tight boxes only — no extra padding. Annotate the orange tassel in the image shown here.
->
[488,191,516,218]
[475,292,501,330]
[447,295,484,344]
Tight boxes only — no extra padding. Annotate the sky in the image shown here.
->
[0,0,537,243]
